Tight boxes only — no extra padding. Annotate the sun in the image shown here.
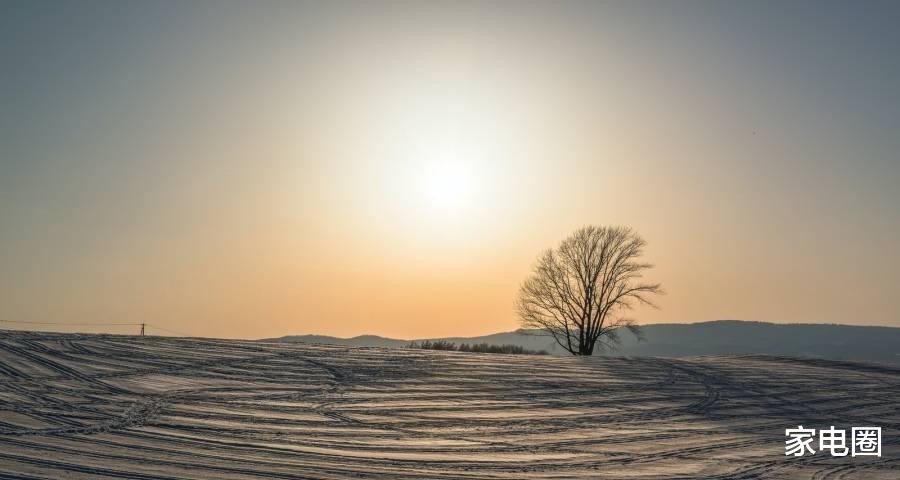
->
[421,161,473,212]
[356,60,523,223]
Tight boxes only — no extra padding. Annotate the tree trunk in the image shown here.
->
[578,341,594,356]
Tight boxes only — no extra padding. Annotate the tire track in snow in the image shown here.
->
[0,330,897,479]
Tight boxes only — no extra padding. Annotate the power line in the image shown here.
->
[145,324,192,337]
[0,320,193,338]
[0,320,139,326]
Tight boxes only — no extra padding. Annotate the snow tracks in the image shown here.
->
[0,330,897,479]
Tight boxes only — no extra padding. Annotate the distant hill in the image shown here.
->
[271,334,410,349]
[265,320,900,364]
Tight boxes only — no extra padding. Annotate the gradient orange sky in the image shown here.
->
[2,2,899,339]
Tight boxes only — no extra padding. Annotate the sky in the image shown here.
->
[1,1,899,339]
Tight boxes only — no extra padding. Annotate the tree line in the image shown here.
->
[408,340,548,355]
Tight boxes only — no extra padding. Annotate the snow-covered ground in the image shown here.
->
[0,330,896,479]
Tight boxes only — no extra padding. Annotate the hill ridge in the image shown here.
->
[265,319,900,364]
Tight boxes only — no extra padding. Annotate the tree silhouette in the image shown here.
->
[517,225,663,355]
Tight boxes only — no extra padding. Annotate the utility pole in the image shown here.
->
[140,323,145,336]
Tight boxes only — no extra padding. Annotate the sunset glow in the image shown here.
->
[1,2,898,340]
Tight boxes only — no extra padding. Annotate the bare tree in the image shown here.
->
[516,226,663,356]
